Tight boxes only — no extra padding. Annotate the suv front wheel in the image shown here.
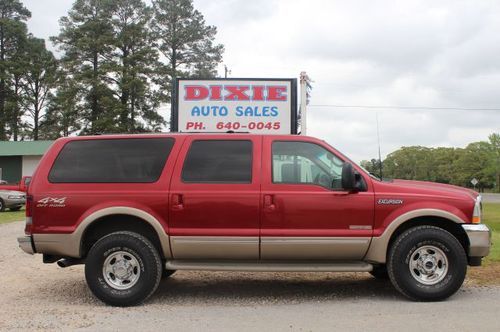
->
[387,225,467,301]
[85,231,162,307]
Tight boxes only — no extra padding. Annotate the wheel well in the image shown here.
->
[80,214,164,259]
[387,216,470,258]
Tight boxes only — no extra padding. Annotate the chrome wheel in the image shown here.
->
[102,251,141,290]
[409,245,449,285]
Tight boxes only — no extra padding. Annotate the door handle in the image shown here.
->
[264,194,276,211]
[171,194,184,211]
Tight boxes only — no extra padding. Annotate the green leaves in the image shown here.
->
[152,0,224,102]
[362,134,500,191]
[0,0,31,139]
[47,0,223,135]
[0,0,224,139]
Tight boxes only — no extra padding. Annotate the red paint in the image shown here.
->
[267,86,287,101]
[0,175,31,192]
[183,85,289,101]
[224,85,251,101]
[27,133,478,249]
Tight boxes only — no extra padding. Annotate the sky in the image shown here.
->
[22,0,500,162]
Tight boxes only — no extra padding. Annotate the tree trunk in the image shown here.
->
[91,50,99,133]
[170,48,177,128]
[120,48,129,131]
[33,80,40,140]
[0,25,6,139]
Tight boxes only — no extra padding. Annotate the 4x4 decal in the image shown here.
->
[37,197,66,208]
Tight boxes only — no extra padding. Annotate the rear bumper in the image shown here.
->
[462,224,491,257]
[17,236,35,255]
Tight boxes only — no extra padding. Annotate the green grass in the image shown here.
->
[0,208,25,224]
[483,203,500,262]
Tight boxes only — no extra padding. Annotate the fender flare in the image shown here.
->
[364,209,465,263]
[75,207,171,258]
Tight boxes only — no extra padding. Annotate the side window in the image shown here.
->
[49,138,174,183]
[182,140,252,183]
[272,141,344,189]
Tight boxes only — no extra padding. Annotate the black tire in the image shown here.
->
[387,225,467,301]
[85,231,162,307]
[9,206,21,211]
[0,199,5,212]
[370,265,389,279]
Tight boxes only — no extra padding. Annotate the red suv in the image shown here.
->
[18,134,491,306]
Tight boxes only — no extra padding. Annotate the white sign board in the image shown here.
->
[173,78,297,134]
[471,178,479,186]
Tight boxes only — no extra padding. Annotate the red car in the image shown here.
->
[17,134,491,306]
[0,176,31,192]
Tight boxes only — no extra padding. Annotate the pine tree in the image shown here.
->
[108,0,165,132]
[21,37,58,140]
[0,0,30,139]
[39,78,81,139]
[152,0,224,125]
[51,0,117,134]
[5,26,29,140]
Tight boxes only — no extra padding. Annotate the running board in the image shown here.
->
[165,260,373,272]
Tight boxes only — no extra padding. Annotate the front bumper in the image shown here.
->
[17,236,35,255]
[462,224,491,257]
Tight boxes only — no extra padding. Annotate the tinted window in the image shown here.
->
[272,141,344,189]
[49,138,174,183]
[182,140,252,183]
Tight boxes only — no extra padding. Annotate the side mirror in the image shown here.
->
[341,162,356,191]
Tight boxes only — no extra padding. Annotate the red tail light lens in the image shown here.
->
[24,195,33,234]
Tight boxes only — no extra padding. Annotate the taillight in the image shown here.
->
[472,195,482,224]
[24,195,33,234]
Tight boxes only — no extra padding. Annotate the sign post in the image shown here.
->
[172,78,298,134]
[471,178,479,190]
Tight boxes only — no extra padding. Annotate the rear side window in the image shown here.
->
[49,138,174,183]
[182,140,252,183]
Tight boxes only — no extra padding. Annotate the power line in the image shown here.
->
[309,104,500,111]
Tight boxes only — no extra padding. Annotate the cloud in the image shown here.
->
[20,0,500,162]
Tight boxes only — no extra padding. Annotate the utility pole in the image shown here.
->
[300,71,312,135]
[224,65,231,78]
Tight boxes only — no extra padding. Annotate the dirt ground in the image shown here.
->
[1,221,499,331]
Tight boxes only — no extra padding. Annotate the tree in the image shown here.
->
[452,141,493,189]
[383,146,435,181]
[108,0,164,132]
[21,37,58,140]
[39,78,81,139]
[152,0,224,125]
[5,25,29,140]
[487,133,500,192]
[51,0,116,134]
[0,0,30,139]
[360,158,382,177]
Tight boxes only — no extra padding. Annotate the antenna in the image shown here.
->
[376,112,383,179]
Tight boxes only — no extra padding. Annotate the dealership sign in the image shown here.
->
[172,78,297,134]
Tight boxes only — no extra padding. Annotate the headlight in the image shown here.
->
[8,195,24,200]
[472,195,482,223]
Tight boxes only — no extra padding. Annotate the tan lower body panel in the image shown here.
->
[165,260,373,272]
[33,231,172,259]
[261,237,371,260]
[33,233,81,258]
[170,236,259,259]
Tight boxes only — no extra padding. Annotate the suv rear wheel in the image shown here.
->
[387,225,467,301]
[85,231,162,307]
